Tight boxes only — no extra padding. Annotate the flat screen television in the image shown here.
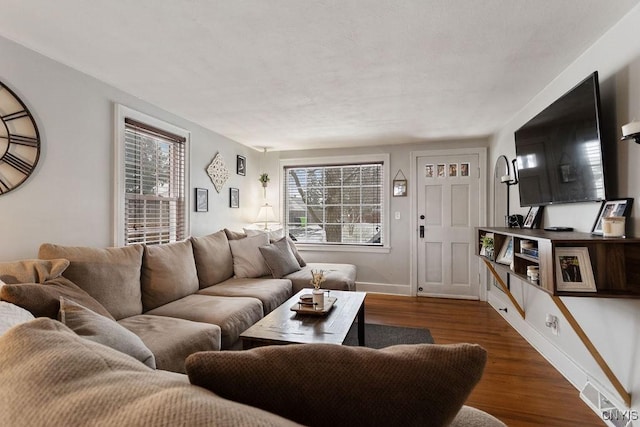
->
[515,71,607,206]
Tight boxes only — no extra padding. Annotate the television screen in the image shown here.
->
[515,72,607,206]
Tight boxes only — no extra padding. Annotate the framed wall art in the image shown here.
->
[195,188,208,212]
[236,155,246,176]
[229,187,239,208]
[591,198,633,235]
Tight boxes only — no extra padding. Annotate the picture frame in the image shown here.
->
[195,188,208,212]
[591,198,633,235]
[425,164,434,178]
[393,179,407,197]
[496,236,514,265]
[448,163,458,177]
[555,247,596,292]
[523,206,543,229]
[229,187,239,208]
[236,155,246,176]
[460,162,470,177]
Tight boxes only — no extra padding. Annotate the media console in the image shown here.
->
[476,227,640,407]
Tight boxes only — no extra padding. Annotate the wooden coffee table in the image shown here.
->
[240,289,366,349]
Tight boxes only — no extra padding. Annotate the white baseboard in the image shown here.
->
[355,281,412,295]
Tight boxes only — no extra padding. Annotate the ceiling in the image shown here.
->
[1,1,639,151]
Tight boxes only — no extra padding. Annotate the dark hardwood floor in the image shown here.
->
[363,293,604,427]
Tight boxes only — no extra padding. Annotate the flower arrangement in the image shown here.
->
[310,269,326,290]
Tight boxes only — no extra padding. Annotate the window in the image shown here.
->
[284,160,385,246]
[114,106,189,246]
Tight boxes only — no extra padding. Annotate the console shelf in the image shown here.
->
[477,226,638,407]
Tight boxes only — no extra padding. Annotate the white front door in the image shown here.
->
[416,154,481,299]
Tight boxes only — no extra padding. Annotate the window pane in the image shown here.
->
[284,161,383,246]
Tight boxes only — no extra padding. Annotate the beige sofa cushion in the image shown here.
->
[284,263,356,292]
[145,294,263,349]
[198,277,292,315]
[228,233,271,278]
[0,277,115,320]
[187,343,487,427]
[0,318,298,427]
[0,258,69,284]
[58,297,155,368]
[190,230,234,287]
[118,314,221,373]
[38,243,143,320]
[141,240,199,312]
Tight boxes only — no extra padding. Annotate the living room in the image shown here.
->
[1,1,640,426]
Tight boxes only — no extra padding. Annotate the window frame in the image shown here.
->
[113,104,190,246]
[280,154,390,253]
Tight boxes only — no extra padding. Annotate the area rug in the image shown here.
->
[343,323,434,348]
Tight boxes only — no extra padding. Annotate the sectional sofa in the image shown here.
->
[1,228,356,372]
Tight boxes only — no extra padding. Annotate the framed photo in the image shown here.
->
[195,188,208,212]
[555,247,596,292]
[523,206,543,229]
[393,179,407,197]
[496,236,514,265]
[236,155,246,176]
[591,198,633,235]
[437,164,445,178]
[448,163,458,177]
[229,188,239,208]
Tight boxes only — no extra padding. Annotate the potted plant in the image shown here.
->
[258,173,270,187]
[480,235,495,259]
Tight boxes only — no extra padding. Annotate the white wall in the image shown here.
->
[271,138,489,295]
[489,5,640,413]
[0,35,261,261]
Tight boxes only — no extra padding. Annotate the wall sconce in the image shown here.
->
[621,121,640,144]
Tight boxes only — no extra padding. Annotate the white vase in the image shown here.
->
[312,289,324,310]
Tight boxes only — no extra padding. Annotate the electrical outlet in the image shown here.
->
[395,211,401,220]
[545,314,559,335]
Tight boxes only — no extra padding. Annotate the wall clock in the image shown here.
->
[0,81,41,195]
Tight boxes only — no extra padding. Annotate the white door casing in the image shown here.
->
[411,148,486,300]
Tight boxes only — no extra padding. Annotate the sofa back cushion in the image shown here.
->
[39,243,143,320]
[141,240,199,311]
[0,318,298,427]
[190,230,234,288]
[0,259,70,284]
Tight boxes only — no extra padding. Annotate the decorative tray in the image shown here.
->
[290,295,337,316]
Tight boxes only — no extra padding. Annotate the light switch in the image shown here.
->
[395,211,401,220]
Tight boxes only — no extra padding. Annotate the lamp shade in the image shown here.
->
[256,203,278,230]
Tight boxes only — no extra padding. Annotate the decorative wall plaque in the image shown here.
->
[206,152,229,193]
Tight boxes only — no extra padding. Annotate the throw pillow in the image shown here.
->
[38,243,144,320]
[286,236,306,267]
[0,302,35,336]
[186,343,487,427]
[224,228,247,240]
[190,230,234,288]
[0,318,298,427]
[141,239,200,311]
[228,233,271,278]
[58,297,156,369]
[0,258,70,284]
[0,277,115,320]
[259,237,301,279]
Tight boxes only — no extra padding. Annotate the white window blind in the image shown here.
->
[284,163,383,245]
[123,118,186,245]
